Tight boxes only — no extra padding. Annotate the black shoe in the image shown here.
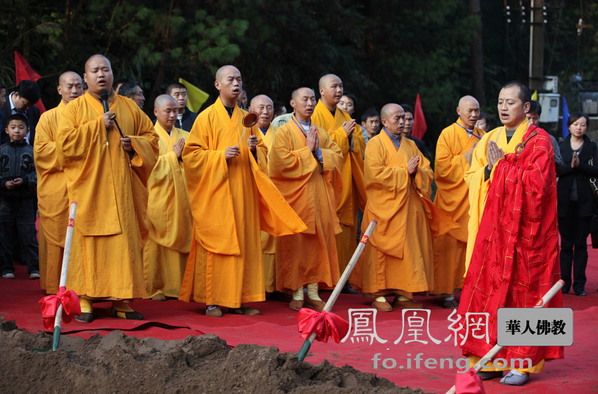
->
[75,312,94,323]
[111,307,144,320]
[341,283,359,294]
[575,291,586,297]
[562,287,570,294]
[478,371,503,380]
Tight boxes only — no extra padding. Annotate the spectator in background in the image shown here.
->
[1,80,41,145]
[361,107,380,145]
[400,103,430,159]
[166,82,198,132]
[557,113,597,297]
[119,81,146,109]
[527,100,565,173]
[475,111,490,132]
[0,114,39,279]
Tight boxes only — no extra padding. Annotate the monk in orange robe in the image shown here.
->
[350,103,434,312]
[458,82,563,385]
[179,66,306,317]
[432,96,485,308]
[143,95,192,301]
[312,74,366,294]
[35,71,83,294]
[270,87,343,311]
[56,55,159,322]
[248,95,276,294]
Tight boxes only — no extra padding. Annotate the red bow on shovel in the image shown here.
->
[39,286,80,331]
[38,202,80,351]
[297,220,376,361]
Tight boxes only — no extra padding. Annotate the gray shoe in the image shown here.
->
[500,371,529,386]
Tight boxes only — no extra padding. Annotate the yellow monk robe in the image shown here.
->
[143,123,192,298]
[311,101,366,273]
[464,119,531,270]
[34,101,69,294]
[432,120,485,294]
[56,92,159,299]
[269,119,343,292]
[350,133,435,295]
[179,98,306,308]
[260,124,277,292]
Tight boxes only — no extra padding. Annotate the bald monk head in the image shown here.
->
[154,94,178,132]
[380,103,406,135]
[456,95,480,130]
[84,54,113,97]
[318,74,344,111]
[249,94,274,130]
[290,87,317,123]
[57,71,83,104]
[214,65,242,108]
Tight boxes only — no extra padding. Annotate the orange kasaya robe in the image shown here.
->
[458,124,563,372]
[56,92,159,299]
[465,119,532,270]
[260,124,277,292]
[432,119,485,294]
[350,132,434,295]
[34,101,69,294]
[143,123,192,298]
[312,101,366,274]
[179,98,306,308]
[269,118,343,292]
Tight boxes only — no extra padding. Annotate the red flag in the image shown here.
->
[14,51,46,113]
[412,93,427,139]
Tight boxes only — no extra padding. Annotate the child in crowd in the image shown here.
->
[0,113,39,279]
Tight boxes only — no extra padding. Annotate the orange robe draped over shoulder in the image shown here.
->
[432,120,485,294]
[143,123,192,298]
[350,133,434,294]
[56,92,159,299]
[311,101,366,273]
[34,101,69,294]
[269,119,343,292]
[179,98,306,308]
[260,125,277,292]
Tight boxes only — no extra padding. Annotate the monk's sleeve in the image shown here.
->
[364,138,411,258]
[147,144,191,252]
[182,114,240,255]
[252,126,269,173]
[435,131,468,191]
[269,129,318,181]
[414,149,434,197]
[129,113,159,186]
[56,104,105,168]
[319,130,344,208]
[328,125,351,156]
[34,114,60,179]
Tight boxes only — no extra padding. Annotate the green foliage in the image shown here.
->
[0,0,594,146]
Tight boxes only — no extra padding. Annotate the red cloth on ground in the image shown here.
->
[458,126,564,365]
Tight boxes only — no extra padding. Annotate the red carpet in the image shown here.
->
[2,256,597,393]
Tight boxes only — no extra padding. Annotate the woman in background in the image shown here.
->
[557,112,598,296]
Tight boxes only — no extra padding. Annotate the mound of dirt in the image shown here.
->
[0,318,422,393]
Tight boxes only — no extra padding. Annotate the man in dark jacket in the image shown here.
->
[1,80,40,145]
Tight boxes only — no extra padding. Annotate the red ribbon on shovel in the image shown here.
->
[297,309,349,343]
[39,286,81,332]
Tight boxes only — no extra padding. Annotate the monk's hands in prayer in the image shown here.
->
[486,140,505,170]
[462,143,477,165]
[5,178,23,190]
[247,134,258,151]
[225,146,241,160]
[342,119,356,137]
[103,111,116,130]
[306,125,319,152]
[120,137,133,152]
[173,137,185,159]
[572,152,580,168]
[407,155,420,175]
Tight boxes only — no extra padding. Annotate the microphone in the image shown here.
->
[100,89,110,113]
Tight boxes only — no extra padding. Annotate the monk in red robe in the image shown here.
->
[458,81,563,386]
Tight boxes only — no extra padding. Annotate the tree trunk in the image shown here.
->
[469,0,486,106]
